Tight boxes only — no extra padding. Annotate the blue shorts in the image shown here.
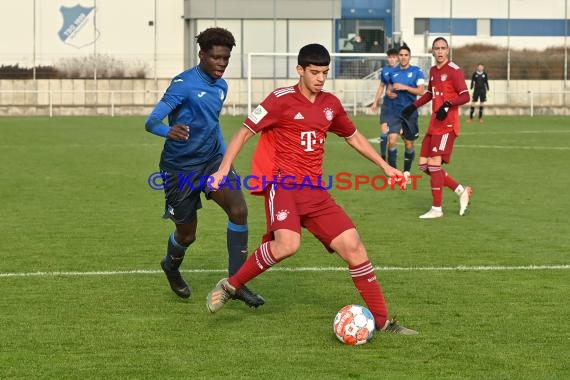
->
[380,102,392,125]
[387,113,419,140]
[160,155,240,224]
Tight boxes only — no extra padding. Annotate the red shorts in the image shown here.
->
[262,184,355,252]
[420,132,457,164]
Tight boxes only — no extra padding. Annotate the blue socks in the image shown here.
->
[227,221,248,276]
[388,147,398,168]
[164,232,189,271]
[404,149,415,172]
[163,222,248,276]
[380,133,388,161]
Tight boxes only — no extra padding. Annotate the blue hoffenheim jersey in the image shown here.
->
[159,66,227,172]
[380,65,395,105]
[388,65,425,111]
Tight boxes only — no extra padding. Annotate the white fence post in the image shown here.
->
[529,90,533,117]
[353,91,357,117]
[49,89,53,117]
[111,91,115,117]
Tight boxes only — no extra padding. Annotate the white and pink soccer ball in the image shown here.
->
[333,304,376,345]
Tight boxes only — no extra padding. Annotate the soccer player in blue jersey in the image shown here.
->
[386,44,425,184]
[145,27,264,307]
[370,48,399,161]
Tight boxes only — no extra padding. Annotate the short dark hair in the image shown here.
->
[432,37,449,48]
[195,27,236,52]
[399,43,411,54]
[386,48,398,56]
[298,43,331,68]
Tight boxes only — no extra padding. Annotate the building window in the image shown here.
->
[415,18,429,35]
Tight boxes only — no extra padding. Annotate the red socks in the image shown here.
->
[228,247,390,329]
[428,165,444,207]
[228,242,278,289]
[349,261,388,328]
[443,170,460,190]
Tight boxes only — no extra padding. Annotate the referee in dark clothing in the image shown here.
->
[468,63,489,123]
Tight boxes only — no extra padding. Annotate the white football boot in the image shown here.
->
[419,207,444,219]
[459,186,473,216]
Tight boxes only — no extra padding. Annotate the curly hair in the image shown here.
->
[195,27,236,52]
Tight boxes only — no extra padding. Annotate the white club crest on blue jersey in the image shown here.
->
[219,90,225,100]
[58,5,100,49]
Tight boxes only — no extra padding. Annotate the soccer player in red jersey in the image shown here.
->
[401,37,473,219]
[205,43,418,335]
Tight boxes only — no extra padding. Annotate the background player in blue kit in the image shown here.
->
[386,44,425,183]
[145,27,264,307]
[370,48,399,161]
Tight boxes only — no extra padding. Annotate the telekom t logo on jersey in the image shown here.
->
[301,131,319,152]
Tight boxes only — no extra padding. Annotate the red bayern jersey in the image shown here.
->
[243,84,357,194]
[426,61,469,136]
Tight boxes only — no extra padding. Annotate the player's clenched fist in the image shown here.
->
[168,124,190,141]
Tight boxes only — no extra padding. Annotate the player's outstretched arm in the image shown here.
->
[414,90,433,109]
[370,83,385,112]
[392,83,425,96]
[210,126,255,190]
[145,101,178,138]
[345,131,403,178]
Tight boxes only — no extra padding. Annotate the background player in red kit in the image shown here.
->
[206,43,418,335]
[401,37,473,219]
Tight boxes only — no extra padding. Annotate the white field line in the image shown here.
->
[364,138,570,150]
[454,144,570,150]
[1,265,569,279]
[459,130,570,135]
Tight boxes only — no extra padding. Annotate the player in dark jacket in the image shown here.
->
[468,64,490,123]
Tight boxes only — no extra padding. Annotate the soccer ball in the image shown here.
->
[333,304,376,345]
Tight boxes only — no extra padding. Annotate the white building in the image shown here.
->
[0,0,567,79]
[0,0,567,116]
[395,0,570,53]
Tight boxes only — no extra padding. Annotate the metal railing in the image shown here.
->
[1,88,569,117]
[338,90,570,117]
[0,89,163,117]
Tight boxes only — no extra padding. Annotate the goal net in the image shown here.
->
[247,52,434,115]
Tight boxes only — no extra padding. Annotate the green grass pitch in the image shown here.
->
[0,115,569,379]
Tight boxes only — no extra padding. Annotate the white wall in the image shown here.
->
[397,0,570,54]
[1,79,568,117]
[0,0,184,78]
[0,0,567,79]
